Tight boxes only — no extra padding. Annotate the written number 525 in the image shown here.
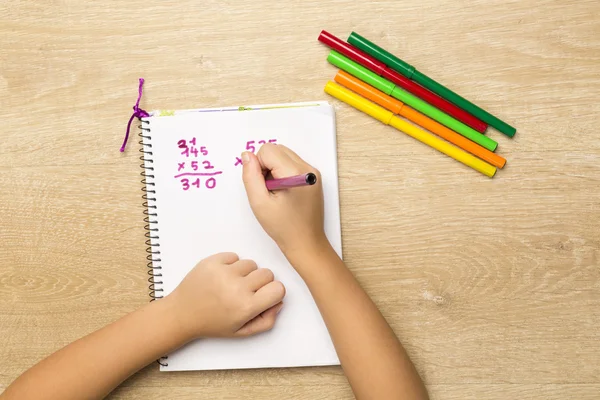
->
[245,139,277,153]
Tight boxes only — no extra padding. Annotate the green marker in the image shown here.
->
[328,51,498,152]
[347,32,516,138]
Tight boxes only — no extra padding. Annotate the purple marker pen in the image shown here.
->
[265,173,317,191]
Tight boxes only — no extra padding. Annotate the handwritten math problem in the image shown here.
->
[174,138,278,190]
[174,137,223,191]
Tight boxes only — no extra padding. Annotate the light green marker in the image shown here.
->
[327,50,498,152]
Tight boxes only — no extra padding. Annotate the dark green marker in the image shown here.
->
[347,32,516,137]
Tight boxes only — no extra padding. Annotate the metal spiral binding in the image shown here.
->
[138,119,168,367]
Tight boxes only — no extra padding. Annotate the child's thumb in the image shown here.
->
[241,152,268,203]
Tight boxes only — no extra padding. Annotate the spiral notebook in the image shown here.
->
[140,102,342,371]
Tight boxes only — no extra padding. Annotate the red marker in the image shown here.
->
[318,30,488,133]
[265,173,317,191]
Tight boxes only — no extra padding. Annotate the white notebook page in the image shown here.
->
[142,102,342,371]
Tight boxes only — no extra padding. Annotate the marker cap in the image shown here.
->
[348,32,416,79]
[327,50,395,95]
[319,30,387,75]
[334,70,404,115]
[324,81,394,125]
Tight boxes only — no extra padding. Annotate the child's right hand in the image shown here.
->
[241,144,330,258]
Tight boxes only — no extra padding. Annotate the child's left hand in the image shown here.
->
[166,252,286,341]
[0,253,285,400]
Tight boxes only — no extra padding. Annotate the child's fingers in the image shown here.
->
[205,252,239,265]
[235,302,283,337]
[232,259,258,276]
[277,145,322,183]
[242,151,269,203]
[244,268,275,291]
[256,144,301,178]
[276,144,307,166]
[249,281,286,317]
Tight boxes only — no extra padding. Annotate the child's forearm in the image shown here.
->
[289,245,429,400]
[1,298,188,400]
[2,253,286,400]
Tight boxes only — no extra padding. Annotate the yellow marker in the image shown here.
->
[324,81,496,178]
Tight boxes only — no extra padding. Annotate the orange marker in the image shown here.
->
[334,70,506,169]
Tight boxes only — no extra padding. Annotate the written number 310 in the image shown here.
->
[181,177,216,190]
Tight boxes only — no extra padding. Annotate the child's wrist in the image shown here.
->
[160,293,201,343]
[283,236,336,272]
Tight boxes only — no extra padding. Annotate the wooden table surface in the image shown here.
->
[1,1,599,399]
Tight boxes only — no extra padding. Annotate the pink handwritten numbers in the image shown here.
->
[234,139,277,166]
[174,138,223,191]
[178,137,208,158]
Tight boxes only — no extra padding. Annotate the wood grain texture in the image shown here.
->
[0,0,599,398]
